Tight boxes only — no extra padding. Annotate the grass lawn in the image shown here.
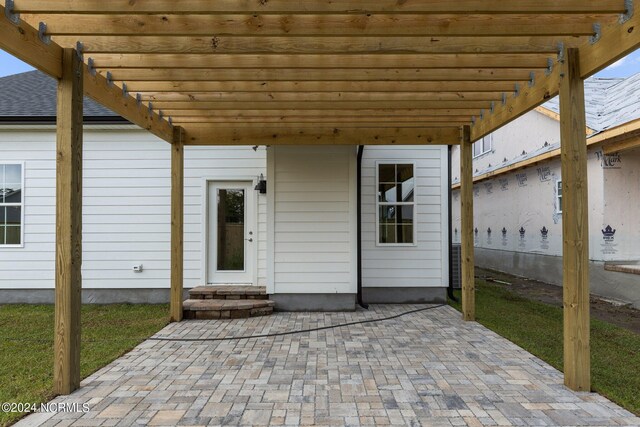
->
[450,279,640,416]
[0,304,169,426]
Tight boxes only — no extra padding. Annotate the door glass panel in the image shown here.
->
[217,189,245,271]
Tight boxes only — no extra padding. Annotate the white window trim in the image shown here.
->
[0,161,25,248]
[472,134,493,159]
[555,179,563,214]
[375,160,418,247]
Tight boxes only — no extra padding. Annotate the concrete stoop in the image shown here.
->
[183,285,274,319]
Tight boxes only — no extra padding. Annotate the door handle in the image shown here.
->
[245,238,253,242]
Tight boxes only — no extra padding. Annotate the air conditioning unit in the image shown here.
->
[451,243,462,289]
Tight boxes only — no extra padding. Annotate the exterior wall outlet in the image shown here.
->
[133,264,143,273]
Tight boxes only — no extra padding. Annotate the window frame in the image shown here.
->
[472,134,493,158]
[375,160,418,247]
[0,161,25,248]
[555,179,563,214]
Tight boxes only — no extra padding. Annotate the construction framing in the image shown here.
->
[1,0,639,396]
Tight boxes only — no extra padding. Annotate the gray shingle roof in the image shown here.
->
[0,70,120,119]
[543,72,640,134]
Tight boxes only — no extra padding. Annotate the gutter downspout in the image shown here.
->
[447,146,458,302]
[357,145,369,309]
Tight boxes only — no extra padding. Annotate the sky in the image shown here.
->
[0,47,639,79]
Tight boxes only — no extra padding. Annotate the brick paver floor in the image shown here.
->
[18,305,640,426]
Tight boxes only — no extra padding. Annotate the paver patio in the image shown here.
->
[18,305,640,426]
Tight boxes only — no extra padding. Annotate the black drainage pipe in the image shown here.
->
[357,145,369,310]
[447,146,458,303]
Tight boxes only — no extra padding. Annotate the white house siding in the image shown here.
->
[361,146,448,288]
[267,145,357,295]
[0,128,266,290]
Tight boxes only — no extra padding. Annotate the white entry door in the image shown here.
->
[207,181,255,284]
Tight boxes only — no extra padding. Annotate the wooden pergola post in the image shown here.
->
[559,48,590,392]
[54,48,83,395]
[169,127,185,322]
[459,125,475,321]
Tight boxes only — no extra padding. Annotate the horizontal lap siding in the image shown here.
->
[272,146,355,294]
[0,130,266,289]
[361,145,448,288]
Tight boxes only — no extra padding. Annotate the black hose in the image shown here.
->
[150,304,446,342]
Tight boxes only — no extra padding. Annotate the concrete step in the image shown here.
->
[183,298,274,320]
[189,285,268,300]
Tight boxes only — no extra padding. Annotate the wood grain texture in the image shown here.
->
[559,48,590,392]
[23,14,609,36]
[105,68,543,82]
[459,125,475,321]
[125,80,519,93]
[89,53,550,69]
[14,0,626,14]
[138,91,503,103]
[170,127,185,322]
[0,4,62,77]
[471,3,640,141]
[54,48,83,395]
[53,35,583,55]
[182,126,460,146]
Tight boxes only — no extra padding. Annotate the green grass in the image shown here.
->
[450,280,640,416]
[0,304,169,426]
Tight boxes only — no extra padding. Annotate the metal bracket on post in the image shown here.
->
[489,101,495,113]
[87,58,97,76]
[620,0,634,23]
[557,42,565,63]
[76,41,84,62]
[589,23,602,44]
[545,58,554,76]
[122,82,128,98]
[514,83,520,97]
[4,0,20,25]
[471,116,476,126]
[38,22,51,45]
[105,71,114,87]
[158,110,164,121]
[528,72,535,87]
[148,102,153,115]
[501,92,507,105]
[479,110,484,120]
[168,117,173,126]
[136,93,142,107]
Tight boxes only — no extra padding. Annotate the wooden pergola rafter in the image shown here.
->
[1,0,639,397]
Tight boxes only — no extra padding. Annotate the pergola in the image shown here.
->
[1,0,638,398]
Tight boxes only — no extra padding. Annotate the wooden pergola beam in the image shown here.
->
[122,80,525,93]
[173,119,470,127]
[471,7,640,141]
[88,53,552,69]
[52,35,585,55]
[13,0,626,14]
[138,91,504,103]
[21,13,612,36]
[182,125,461,146]
[165,109,476,118]
[54,47,83,396]
[149,101,491,111]
[103,68,549,82]
[0,4,173,144]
